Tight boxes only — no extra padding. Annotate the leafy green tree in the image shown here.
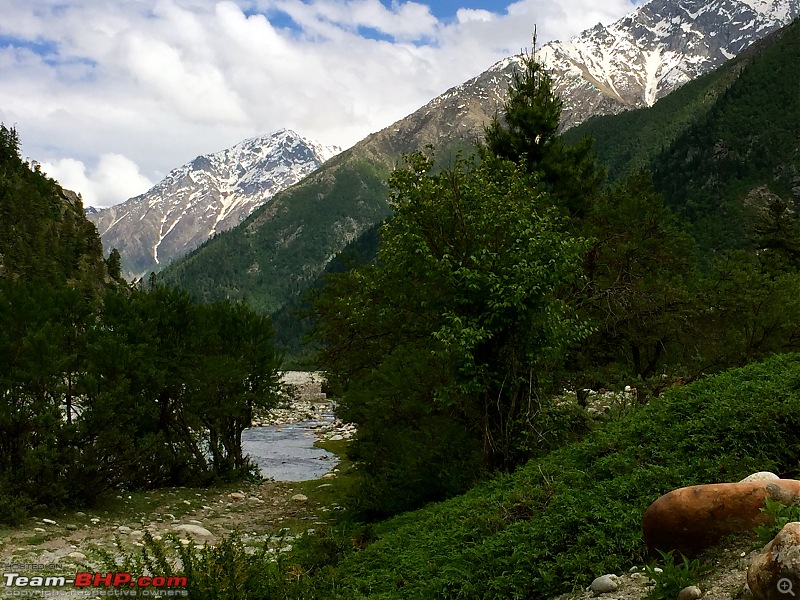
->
[572,172,696,381]
[315,152,590,515]
[191,300,281,476]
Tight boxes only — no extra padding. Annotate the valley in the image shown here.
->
[3,0,800,598]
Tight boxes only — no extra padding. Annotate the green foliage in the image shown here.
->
[92,531,310,599]
[644,550,705,600]
[0,278,281,522]
[483,43,604,218]
[0,129,283,521]
[314,149,591,515]
[106,248,123,280]
[572,172,697,380]
[284,353,800,598]
[754,497,800,545]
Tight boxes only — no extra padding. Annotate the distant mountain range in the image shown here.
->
[87,130,340,280]
[157,0,799,315]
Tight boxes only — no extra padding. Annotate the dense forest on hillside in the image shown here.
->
[0,125,282,523]
[565,21,800,255]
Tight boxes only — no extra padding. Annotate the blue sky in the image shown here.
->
[0,0,643,207]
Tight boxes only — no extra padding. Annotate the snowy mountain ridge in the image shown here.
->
[88,129,340,280]
[435,0,800,130]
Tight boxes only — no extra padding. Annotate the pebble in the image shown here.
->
[42,518,57,525]
[66,524,78,531]
[292,494,309,502]
[68,552,86,560]
[229,492,245,501]
[117,526,132,534]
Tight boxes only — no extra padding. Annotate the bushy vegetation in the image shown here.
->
[754,497,800,545]
[0,127,282,523]
[644,550,706,600]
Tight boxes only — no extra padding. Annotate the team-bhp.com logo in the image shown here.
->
[4,572,187,596]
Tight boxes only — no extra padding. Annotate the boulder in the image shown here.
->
[748,522,800,600]
[677,585,703,600]
[643,479,800,555]
[589,574,618,594]
[174,524,215,543]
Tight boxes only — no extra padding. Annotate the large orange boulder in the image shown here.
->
[643,479,800,556]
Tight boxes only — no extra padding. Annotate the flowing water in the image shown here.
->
[242,416,338,482]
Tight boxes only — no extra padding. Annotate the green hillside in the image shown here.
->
[652,22,800,253]
[565,20,800,254]
[159,154,391,314]
[0,125,108,291]
[563,23,795,184]
[297,353,800,599]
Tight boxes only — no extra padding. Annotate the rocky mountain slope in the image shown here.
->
[87,130,340,280]
[538,0,800,127]
[160,0,799,314]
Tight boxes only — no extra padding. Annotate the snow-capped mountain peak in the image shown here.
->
[534,0,800,123]
[87,129,341,280]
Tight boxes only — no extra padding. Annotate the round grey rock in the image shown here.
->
[677,585,702,600]
[739,471,779,483]
[590,574,619,594]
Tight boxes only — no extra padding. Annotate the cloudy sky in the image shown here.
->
[0,0,643,208]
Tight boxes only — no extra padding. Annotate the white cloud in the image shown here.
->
[1,0,645,208]
[41,154,154,208]
[456,9,494,24]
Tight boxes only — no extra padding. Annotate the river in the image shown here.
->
[241,399,339,481]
